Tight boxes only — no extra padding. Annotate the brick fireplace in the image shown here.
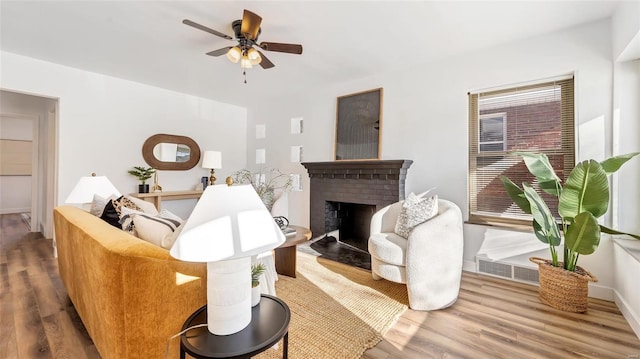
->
[302,160,413,249]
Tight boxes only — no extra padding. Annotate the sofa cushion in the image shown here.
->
[100,199,121,228]
[119,206,145,234]
[394,193,438,238]
[112,196,141,217]
[125,195,159,215]
[100,196,141,228]
[158,208,183,222]
[133,213,182,248]
[368,232,407,266]
[162,222,184,249]
[89,194,117,217]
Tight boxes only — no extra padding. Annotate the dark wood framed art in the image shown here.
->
[335,88,383,160]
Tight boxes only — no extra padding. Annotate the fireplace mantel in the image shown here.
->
[302,160,413,239]
[302,160,413,180]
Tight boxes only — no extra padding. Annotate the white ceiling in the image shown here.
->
[0,1,621,107]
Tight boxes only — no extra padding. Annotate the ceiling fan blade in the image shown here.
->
[183,19,232,40]
[206,47,232,57]
[240,9,262,40]
[259,42,303,55]
[257,50,275,69]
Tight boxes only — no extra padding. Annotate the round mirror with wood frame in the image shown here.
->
[142,134,201,170]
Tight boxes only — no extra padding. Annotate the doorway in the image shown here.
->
[0,90,58,238]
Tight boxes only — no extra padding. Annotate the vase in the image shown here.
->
[260,190,275,212]
[529,257,598,313]
[251,285,261,307]
[138,184,149,193]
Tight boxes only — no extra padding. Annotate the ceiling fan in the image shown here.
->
[183,9,303,76]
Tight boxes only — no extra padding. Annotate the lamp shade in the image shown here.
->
[170,184,284,262]
[169,184,285,335]
[240,56,253,69]
[65,175,121,204]
[226,46,242,63]
[201,150,222,169]
[247,48,262,65]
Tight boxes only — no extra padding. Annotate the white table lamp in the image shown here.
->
[202,151,222,185]
[170,184,285,335]
[65,173,121,206]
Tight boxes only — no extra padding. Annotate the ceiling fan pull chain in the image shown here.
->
[243,70,247,84]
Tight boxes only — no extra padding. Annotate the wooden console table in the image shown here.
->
[130,190,203,210]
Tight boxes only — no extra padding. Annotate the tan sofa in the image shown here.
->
[53,205,207,359]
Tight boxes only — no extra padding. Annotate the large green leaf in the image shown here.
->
[523,183,561,246]
[516,152,561,183]
[539,179,562,197]
[565,212,600,255]
[532,220,551,246]
[600,225,640,240]
[558,160,609,219]
[600,152,640,175]
[499,176,531,214]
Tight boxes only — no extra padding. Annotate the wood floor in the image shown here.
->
[1,213,639,359]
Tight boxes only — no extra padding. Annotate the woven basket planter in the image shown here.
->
[530,257,598,313]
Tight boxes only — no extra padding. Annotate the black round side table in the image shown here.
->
[179,294,290,359]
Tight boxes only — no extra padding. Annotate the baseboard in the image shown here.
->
[462,259,476,273]
[0,207,31,214]
[588,283,614,301]
[614,290,640,339]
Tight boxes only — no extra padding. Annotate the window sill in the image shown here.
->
[614,236,640,263]
[466,215,534,232]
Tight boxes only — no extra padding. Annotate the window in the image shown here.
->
[468,77,575,226]
[479,113,506,152]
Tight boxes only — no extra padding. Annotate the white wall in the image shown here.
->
[614,60,640,236]
[614,238,640,338]
[612,1,640,62]
[0,51,248,221]
[246,19,635,296]
[611,1,640,336]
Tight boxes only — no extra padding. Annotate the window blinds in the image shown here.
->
[468,77,575,226]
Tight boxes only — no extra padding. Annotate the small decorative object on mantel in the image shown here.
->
[251,263,266,307]
[231,167,292,212]
[127,166,156,193]
[501,151,639,312]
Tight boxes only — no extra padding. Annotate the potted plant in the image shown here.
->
[127,166,156,193]
[251,263,266,307]
[232,168,292,212]
[501,151,639,312]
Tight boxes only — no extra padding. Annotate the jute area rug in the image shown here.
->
[256,252,408,359]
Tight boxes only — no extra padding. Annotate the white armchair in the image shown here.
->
[368,198,464,310]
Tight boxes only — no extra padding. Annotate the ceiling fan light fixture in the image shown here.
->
[184,9,303,81]
[247,48,262,65]
[240,55,253,69]
[226,46,242,63]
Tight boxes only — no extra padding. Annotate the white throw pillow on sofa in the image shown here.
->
[125,196,159,216]
[133,214,182,248]
[89,194,117,217]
